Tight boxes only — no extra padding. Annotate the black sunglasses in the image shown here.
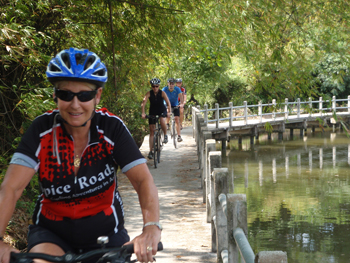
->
[55,89,97,102]
[151,85,159,88]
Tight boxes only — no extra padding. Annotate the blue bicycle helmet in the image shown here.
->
[46,48,108,88]
[176,78,182,82]
[150,78,161,85]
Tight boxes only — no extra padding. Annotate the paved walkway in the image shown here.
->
[117,126,216,262]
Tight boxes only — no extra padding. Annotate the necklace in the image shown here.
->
[74,154,80,167]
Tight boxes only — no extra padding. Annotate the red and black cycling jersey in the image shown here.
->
[14,108,146,247]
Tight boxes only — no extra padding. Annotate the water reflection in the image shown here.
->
[224,130,350,263]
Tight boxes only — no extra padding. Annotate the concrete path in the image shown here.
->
[117,126,216,262]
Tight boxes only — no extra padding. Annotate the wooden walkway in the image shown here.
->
[118,126,216,263]
[195,110,350,141]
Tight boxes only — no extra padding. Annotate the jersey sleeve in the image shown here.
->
[14,115,45,168]
[111,117,146,173]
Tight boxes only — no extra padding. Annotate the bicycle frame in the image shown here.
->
[147,115,164,168]
[168,107,179,149]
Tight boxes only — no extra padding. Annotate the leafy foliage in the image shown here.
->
[2,0,350,251]
[312,53,350,98]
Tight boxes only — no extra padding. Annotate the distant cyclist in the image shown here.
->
[176,78,187,130]
[162,78,184,142]
[141,78,171,159]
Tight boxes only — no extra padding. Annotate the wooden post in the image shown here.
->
[196,115,207,170]
[192,106,196,138]
[284,98,288,120]
[309,97,312,117]
[209,151,222,252]
[258,101,262,123]
[221,139,227,156]
[216,103,220,128]
[348,96,350,114]
[214,168,229,263]
[201,133,213,191]
[194,112,199,143]
[297,98,300,118]
[332,96,336,113]
[227,194,247,263]
[204,104,208,124]
[255,251,288,263]
[319,97,323,116]
[229,102,233,128]
[272,99,276,120]
[205,139,216,210]
[244,101,248,125]
[278,132,283,141]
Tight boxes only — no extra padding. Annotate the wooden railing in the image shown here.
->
[193,96,350,129]
[193,111,288,263]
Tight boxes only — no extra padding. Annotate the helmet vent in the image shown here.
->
[61,53,71,69]
[75,53,88,65]
[84,56,96,70]
[50,64,61,72]
[94,69,106,76]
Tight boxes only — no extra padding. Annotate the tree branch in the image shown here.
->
[115,0,185,13]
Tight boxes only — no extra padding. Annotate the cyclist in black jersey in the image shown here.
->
[141,78,171,159]
[0,48,161,263]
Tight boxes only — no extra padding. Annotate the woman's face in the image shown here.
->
[151,84,160,93]
[54,81,102,128]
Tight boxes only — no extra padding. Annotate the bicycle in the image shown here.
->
[146,114,164,168]
[168,106,180,149]
[10,237,163,263]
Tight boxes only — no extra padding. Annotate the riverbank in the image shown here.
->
[118,126,216,262]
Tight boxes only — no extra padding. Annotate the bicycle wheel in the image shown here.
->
[157,130,161,164]
[153,132,158,168]
[169,117,174,138]
[173,119,178,149]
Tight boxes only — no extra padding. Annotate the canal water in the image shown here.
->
[223,128,350,263]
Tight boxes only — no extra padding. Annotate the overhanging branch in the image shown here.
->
[115,0,185,13]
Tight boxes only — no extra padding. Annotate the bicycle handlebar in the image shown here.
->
[10,242,163,263]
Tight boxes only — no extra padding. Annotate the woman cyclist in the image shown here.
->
[0,48,161,263]
[141,78,171,159]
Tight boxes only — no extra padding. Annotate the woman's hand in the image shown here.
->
[0,241,19,263]
[124,225,161,263]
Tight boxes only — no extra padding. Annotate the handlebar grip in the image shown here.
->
[157,242,163,251]
[123,242,163,254]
